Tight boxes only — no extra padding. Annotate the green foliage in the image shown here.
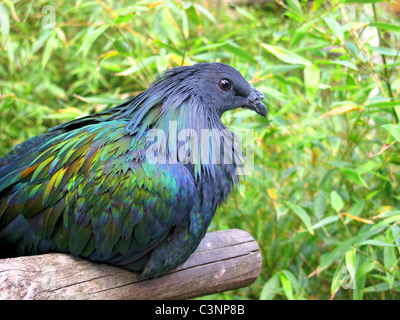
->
[1,0,400,300]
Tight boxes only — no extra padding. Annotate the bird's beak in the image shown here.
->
[245,87,268,118]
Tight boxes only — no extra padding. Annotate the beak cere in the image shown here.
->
[246,87,267,118]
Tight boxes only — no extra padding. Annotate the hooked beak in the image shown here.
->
[245,87,267,118]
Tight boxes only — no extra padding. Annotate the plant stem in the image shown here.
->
[372,3,399,124]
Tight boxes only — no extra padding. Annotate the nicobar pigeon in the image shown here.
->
[0,63,267,279]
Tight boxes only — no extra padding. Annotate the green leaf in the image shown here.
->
[330,191,344,212]
[113,40,131,57]
[0,3,10,48]
[286,0,304,20]
[279,272,293,300]
[369,22,400,33]
[366,45,399,56]
[340,168,368,188]
[153,39,184,56]
[41,30,57,69]
[304,64,320,99]
[342,0,386,3]
[286,202,314,235]
[310,215,339,231]
[31,29,53,54]
[114,13,136,24]
[77,25,109,58]
[193,3,216,23]
[356,240,396,247]
[331,258,346,295]
[382,124,400,143]
[316,59,358,70]
[260,273,280,300]
[261,43,312,66]
[116,55,157,76]
[366,101,400,109]
[324,17,344,42]
[224,42,256,62]
[313,192,326,219]
[384,229,397,289]
[364,281,400,292]
[345,249,356,283]
[186,5,201,27]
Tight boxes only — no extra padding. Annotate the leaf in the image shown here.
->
[322,105,362,117]
[193,3,216,23]
[114,13,136,24]
[342,0,387,3]
[330,191,344,212]
[267,188,278,201]
[364,281,400,292]
[113,40,131,57]
[224,42,256,62]
[77,25,109,58]
[304,64,320,99]
[324,17,344,42]
[42,30,57,69]
[146,1,164,8]
[115,56,157,76]
[286,0,304,20]
[366,45,399,56]
[356,240,396,247]
[369,22,400,33]
[286,202,314,235]
[310,215,339,231]
[257,85,286,102]
[345,249,356,287]
[313,192,327,219]
[340,167,368,188]
[260,273,280,300]
[0,3,10,48]
[384,229,397,289]
[261,43,312,66]
[153,39,184,56]
[330,258,346,297]
[366,101,400,109]
[341,213,374,224]
[279,272,293,300]
[316,59,358,70]
[186,5,201,27]
[31,29,53,54]
[382,124,400,143]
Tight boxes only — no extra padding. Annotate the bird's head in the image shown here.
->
[151,62,267,119]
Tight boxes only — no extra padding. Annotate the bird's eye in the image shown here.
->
[218,79,231,91]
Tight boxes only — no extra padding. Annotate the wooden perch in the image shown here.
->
[0,229,261,300]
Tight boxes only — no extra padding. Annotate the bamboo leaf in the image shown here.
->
[330,191,344,212]
[286,202,314,235]
[304,64,320,99]
[322,105,362,117]
[324,17,344,42]
[382,124,400,143]
[261,43,312,66]
[260,273,280,300]
[279,272,293,300]
[0,3,10,48]
[369,22,400,33]
[77,25,109,58]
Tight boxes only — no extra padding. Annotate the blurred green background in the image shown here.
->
[1,0,400,300]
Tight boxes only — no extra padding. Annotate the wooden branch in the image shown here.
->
[0,229,261,300]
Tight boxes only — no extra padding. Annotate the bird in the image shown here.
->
[0,62,267,279]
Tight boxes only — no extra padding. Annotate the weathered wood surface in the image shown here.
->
[0,229,261,300]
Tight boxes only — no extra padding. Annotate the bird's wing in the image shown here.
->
[0,120,195,264]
